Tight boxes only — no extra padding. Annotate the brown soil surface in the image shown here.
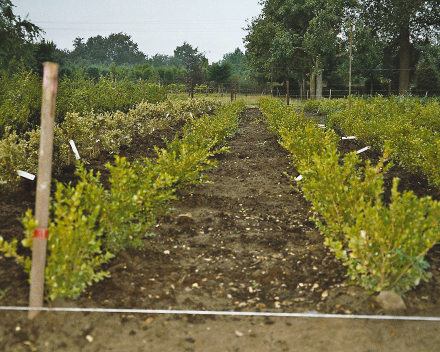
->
[1,107,440,351]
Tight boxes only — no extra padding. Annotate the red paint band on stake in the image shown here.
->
[33,229,48,239]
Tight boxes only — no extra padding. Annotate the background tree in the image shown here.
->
[207,62,231,92]
[173,42,206,83]
[359,0,440,94]
[32,40,67,76]
[69,32,146,66]
[414,58,440,95]
[245,0,354,99]
[351,21,386,95]
[0,0,41,70]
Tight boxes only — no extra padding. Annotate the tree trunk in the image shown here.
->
[300,73,306,100]
[316,73,323,100]
[310,71,316,100]
[399,26,411,95]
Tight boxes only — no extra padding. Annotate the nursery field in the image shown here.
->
[1,105,440,351]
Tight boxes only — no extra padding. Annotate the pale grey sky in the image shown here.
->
[12,0,263,63]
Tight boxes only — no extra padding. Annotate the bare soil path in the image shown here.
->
[1,108,439,351]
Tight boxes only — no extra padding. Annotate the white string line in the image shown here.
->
[1,306,440,322]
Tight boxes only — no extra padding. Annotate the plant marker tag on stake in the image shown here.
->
[295,175,303,181]
[17,170,36,180]
[69,140,80,160]
[342,136,357,140]
[318,124,326,129]
[356,146,370,154]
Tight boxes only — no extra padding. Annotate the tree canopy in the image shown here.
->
[244,0,440,97]
[0,0,42,70]
[358,0,440,93]
[70,33,147,66]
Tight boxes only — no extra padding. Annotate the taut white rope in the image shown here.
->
[1,306,440,322]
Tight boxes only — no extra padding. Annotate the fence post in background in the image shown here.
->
[286,80,290,106]
[388,80,392,98]
[28,62,59,319]
[348,22,353,108]
[231,86,234,102]
[190,79,194,99]
[329,89,332,99]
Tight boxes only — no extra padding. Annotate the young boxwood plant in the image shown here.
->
[260,98,440,294]
[100,156,177,252]
[0,101,244,300]
[20,163,113,300]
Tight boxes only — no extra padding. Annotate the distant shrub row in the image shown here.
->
[0,68,167,137]
[0,98,219,193]
[305,96,440,187]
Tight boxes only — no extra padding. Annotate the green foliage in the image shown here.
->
[19,164,114,300]
[86,65,100,81]
[414,58,440,95]
[100,156,176,252]
[1,100,244,300]
[0,0,42,70]
[69,33,146,66]
[0,128,28,192]
[325,96,440,187]
[0,98,219,193]
[0,68,41,135]
[55,75,167,121]
[304,98,348,115]
[173,42,207,83]
[340,178,440,293]
[0,68,168,137]
[260,97,440,294]
[208,62,231,84]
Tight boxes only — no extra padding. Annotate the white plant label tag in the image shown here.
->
[342,136,357,140]
[317,124,326,129]
[17,170,36,180]
[295,175,303,181]
[356,146,370,154]
[69,140,80,160]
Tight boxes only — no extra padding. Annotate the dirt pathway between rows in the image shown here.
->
[1,108,439,351]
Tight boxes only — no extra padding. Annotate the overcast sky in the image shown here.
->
[12,0,263,63]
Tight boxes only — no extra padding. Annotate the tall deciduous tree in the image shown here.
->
[359,0,440,94]
[69,32,146,66]
[207,62,231,91]
[245,0,354,99]
[173,42,207,83]
[351,20,385,94]
[0,0,41,70]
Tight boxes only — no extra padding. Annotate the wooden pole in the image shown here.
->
[348,23,353,108]
[231,86,234,102]
[190,79,194,99]
[28,62,59,319]
[286,80,290,106]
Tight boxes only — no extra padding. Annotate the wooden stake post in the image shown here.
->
[28,62,59,319]
[348,23,353,108]
[286,80,290,106]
